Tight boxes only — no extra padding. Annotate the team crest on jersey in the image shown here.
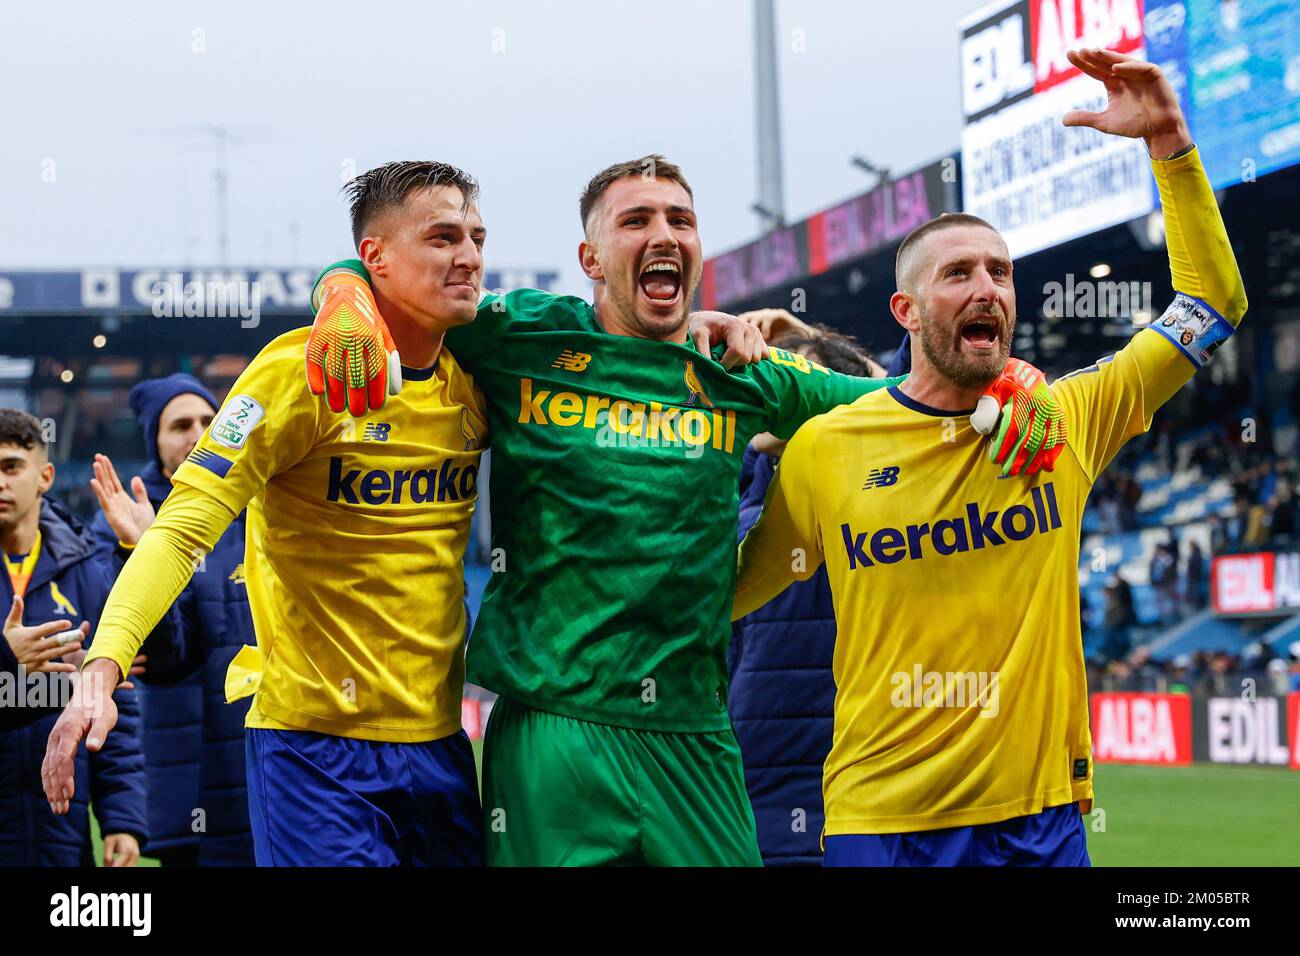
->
[683,360,714,409]
[862,466,900,489]
[49,582,77,618]
[362,422,391,442]
[551,349,591,372]
[461,409,481,451]
[210,395,265,450]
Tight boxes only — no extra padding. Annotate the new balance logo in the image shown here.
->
[841,483,1062,569]
[363,423,392,442]
[552,349,592,372]
[862,466,900,489]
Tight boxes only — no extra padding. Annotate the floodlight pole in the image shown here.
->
[754,0,786,233]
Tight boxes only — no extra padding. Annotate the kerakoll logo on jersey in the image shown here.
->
[841,482,1061,568]
[325,456,478,505]
[210,395,265,450]
[516,377,737,453]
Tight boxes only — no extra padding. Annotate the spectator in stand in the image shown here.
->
[727,309,882,867]
[1150,538,1179,623]
[89,374,257,866]
[1223,492,1253,551]
[1126,646,1163,692]
[1183,538,1207,611]
[1199,652,1236,696]
[1266,659,1291,697]
[0,409,148,866]
[1267,476,1296,541]
[1166,654,1194,693]
[1101,576,1136,662]
[1118,475,1142,532]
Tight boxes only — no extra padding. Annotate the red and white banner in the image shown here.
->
[959,0,1153,257]
[1212,551,1300,614]
[1091,692,1192,765]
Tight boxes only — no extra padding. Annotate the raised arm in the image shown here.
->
[1052,49,1247,480]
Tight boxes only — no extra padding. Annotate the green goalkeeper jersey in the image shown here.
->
[452,288,898,732]
[320,265,899,731]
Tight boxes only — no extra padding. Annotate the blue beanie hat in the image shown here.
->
[128,373,219,469]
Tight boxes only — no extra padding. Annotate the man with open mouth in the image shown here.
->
[281,153,1062,867]
[733,50,1248,867]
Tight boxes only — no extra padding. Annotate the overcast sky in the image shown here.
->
[3,0,986,296]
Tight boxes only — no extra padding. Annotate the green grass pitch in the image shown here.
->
[1085,763,1300,866]
[91,754,1297,866]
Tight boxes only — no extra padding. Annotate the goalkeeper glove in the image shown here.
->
[971,357,1067,477]
[305,269,400,415]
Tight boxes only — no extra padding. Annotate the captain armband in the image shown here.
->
[1149,293,1234,369]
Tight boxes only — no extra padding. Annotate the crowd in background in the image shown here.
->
[1079,372,1300,692]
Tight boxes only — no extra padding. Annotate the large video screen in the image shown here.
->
[960,0,1300,257]
[1148,0,1300,190]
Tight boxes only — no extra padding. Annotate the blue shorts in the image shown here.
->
[824,803,1091,867]
[245,728,482,866]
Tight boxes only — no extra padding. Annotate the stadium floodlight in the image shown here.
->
[753,0,786,234]
[751,202,784,229]
[850,156,891,183]
[1090,262,1112,278]
[92,335,107,349]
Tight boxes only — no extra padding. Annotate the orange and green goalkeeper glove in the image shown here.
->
[970,357,1067,477]
[305,270,401,415]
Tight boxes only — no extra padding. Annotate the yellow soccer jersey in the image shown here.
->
[173,328,488,742]
[734,145,1245,835]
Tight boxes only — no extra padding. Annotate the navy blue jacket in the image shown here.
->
[0,497,149,866]
[92,461,255,865]
[729,446,836,866]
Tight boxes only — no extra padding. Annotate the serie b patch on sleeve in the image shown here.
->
[210,394,266,450]
[1150,292,1234,368]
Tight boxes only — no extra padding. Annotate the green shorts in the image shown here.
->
[481,697,762,866]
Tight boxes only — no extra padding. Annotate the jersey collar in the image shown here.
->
[886,385,975,417]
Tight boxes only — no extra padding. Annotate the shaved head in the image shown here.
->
[895,213,1003,294]
[888,213,1017,397]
